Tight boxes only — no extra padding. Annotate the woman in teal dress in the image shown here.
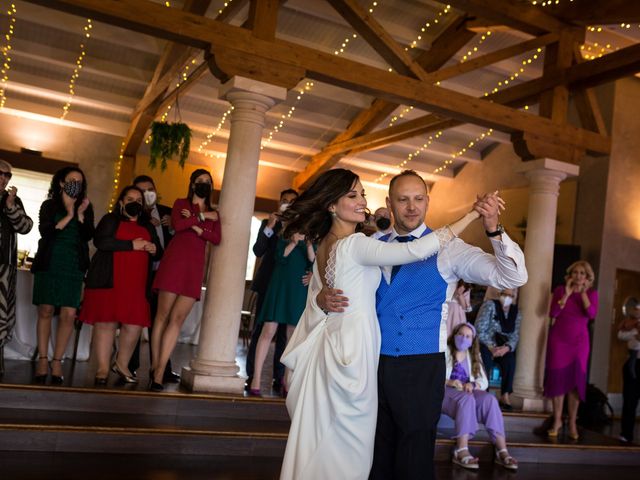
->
[31,166,94,384]
[249,232,315,396]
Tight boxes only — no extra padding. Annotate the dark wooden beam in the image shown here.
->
[551,0,640,25]
[247,0,280,41]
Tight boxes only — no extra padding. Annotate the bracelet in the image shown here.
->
[198,212,205,222]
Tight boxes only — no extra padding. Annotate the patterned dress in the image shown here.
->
[0,194,33,347]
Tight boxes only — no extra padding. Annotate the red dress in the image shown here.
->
[80,220,152,327]
[152,198,221,300]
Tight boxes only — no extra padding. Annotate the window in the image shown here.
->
[10,167,52,256]
[245,216,262,281]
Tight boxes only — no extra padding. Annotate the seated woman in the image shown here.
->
[476,288,521,410]
[443,322,518,471]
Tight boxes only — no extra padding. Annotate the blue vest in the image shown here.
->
[376,228,448,356]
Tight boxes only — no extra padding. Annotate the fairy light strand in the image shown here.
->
[198,105,234,159]
[374,131,444,183]
[483,47,543,97]
[433,129,493,175]
[61,19,92,119]
[108,142,126,212]
[405,4,451,51]
[0,3,17,109]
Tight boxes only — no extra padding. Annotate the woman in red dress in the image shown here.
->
[80,186,163,384]
[150,169,221,391]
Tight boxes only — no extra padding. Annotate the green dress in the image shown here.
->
[32,214,85,308]
[257,238,314,326]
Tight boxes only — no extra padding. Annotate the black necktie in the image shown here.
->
[391,235,415,282]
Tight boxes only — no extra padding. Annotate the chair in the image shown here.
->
[240,289,258,348]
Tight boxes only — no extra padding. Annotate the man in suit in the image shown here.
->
[318,170,527,480]
[245,188,299,393]
[128,175,180,382]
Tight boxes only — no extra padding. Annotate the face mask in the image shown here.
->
[500,295,513,308]
[376,217,391,231]
[279,202,290,212]
[63,180,82,199]
[454,334,473,352]
[124,201,143,218]
[143,190,157,206]
[193,182,212,199]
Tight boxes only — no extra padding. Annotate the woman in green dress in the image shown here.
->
[31,166,94,383]
[249,232,315,396]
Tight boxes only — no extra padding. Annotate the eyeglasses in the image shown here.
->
[0,171,12,179]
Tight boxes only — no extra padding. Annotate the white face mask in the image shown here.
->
[279,202,290,212]
[500,295,513,308]
[143,190,157,206]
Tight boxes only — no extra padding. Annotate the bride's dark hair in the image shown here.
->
[281,169,360,243]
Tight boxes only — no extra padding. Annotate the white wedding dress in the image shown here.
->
[279,230,448,480]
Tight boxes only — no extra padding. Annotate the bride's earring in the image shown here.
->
[329,209,337,218]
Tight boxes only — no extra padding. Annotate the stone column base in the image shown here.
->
[511,394,551,413]
[180,366,246,394]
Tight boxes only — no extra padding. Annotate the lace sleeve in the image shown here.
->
[324,242,337,289]
[434,225,457,250]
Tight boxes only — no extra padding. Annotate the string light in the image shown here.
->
[61,19,92,119]
[374,131,443,183]
[483,47,543,97]
[0,3,17,109]
[388,106,413,127]
[261,81,313,150]
[461,31,492,63]
[198,105,234,158]
[433,129,493,174]
[218,0,235,15]
[405,4,451,51]
[108,142,125,212]
[531,0,574,6]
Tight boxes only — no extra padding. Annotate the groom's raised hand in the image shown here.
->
[317,286,349,313]
[473,191,505,233]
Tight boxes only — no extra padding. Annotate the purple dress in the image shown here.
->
[544,286,599,400]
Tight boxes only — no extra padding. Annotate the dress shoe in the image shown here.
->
[499,401,513,412]
[149,381,164,392]
[94,376,108,386]
[111,362,138,384]
[50,358,64,385]
[247,388,262,397]
[33,356,48,383]
[163,370,181,383]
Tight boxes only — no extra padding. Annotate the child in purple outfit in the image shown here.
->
[443,323,518,471]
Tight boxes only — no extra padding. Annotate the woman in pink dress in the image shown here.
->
[544,260,598,440]
[150,169,221,391]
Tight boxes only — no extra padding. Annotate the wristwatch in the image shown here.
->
[485,224,504,238]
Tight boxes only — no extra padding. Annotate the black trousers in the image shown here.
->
[621,357,640,441]
[480,343,516,395]
[369,352,445,480]
[244,292,287,381]
[128,272,172,375]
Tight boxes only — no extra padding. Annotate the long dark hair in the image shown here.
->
[187,168,214,211]
[281,169,360,243]
[48,166,87,211]
[116,185,149,224]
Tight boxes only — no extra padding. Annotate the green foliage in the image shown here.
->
[149,121,192,171]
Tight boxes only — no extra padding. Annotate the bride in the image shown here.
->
[278,169,489,479]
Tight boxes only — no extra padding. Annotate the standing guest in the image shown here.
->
[127,175,178,382]
[476,288,521,411]
[31,166,94,384]
[443,323,518,471]
[446,279,472,335]
[248,231,315,397]
[80,186,162,385]
[617,296,640,443]
[371,207,392,240]
[0,159,33,356]
[150,169,221,391]
[319,170,527,480]
[245,188,298,393]
[544,260,598,440]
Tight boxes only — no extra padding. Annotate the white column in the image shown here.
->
[182,77,286,393]
[512,158,579,411]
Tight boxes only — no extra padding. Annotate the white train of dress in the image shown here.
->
[279,231,444,480]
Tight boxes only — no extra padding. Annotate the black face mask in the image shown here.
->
[63,180,83,199]
[193,182,212,199]
[124,201,143,217]
[376,217,391,231]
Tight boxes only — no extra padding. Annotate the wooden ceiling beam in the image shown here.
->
[294,15,475,188]
[445,0,576,35]
[571,47,607,136]
[325,0,430,79]
[539,29,577,125]
[550,0,640,25]
[247,0,280,41]
[25,1,609,159]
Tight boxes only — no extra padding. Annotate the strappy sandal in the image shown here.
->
[495,448,518,471]
[452,447,479,470]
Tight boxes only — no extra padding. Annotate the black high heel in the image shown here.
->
[33,355,48,383]
[111,362,138,384]
[148,369,164,392]
[50,358,64,385]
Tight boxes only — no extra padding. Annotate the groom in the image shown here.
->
[318,170,527,480]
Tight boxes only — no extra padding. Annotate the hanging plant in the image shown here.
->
[149,121,192,171]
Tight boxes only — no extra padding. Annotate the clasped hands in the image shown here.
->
[472,191,505,232]
[181,208,218,236]
[449,379,474,393]
[490,345,510,358]
[132,237,156,255]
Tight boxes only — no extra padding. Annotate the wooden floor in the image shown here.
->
[0,451,637,480]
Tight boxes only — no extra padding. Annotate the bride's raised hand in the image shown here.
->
[474,191,504,233]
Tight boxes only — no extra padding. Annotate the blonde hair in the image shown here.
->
[565,260,595,285]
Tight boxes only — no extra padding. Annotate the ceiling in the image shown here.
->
[1,0,638,192]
